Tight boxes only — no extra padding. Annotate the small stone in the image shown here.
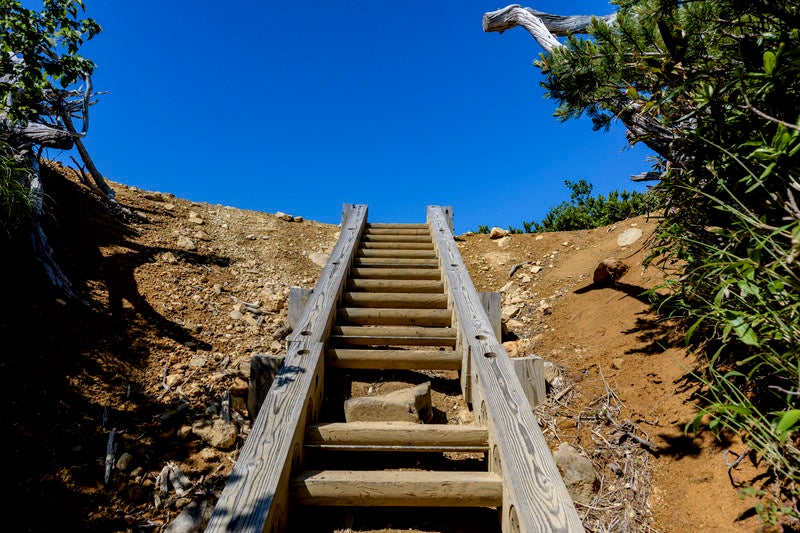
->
[176,236,196,251]
[275,211,294,222]
[245,234,257,240]
[189,355,207,368]
[538,301,553,315]
[553,443,599,505]
[229,310,243,320]
[192,418,238,450]
[193,230,211,241]
[501,304,521,322]
[617,227,643,247]
[611,357,625,370]
[162,252,178,264]
[116,452,134,471]
[530,265,543,274]
[488,227,508,239]
[503,341,519,357]
[165,374,182,388]
[163,202,176,210]
[593,259,629,285]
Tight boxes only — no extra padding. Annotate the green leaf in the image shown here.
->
[724,311,759,346]
[763,51,777,75]
[774,410,800,441]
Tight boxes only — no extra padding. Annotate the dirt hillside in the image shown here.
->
[0,164,764,532]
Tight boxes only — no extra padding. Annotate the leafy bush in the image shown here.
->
[535,0,799,510]
[528,179,656,232]
[0,141,35,238]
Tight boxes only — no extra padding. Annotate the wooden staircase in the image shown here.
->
[205,206,582,533]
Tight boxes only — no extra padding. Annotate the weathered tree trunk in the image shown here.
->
[483,5,684,174]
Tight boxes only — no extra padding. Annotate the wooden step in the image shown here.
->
[347,279,444,293]
[361,234,433,243]
[360,242,434,251]
[330,325,456,347]
[349,267,441,280]
[358,249,436,259]
[365,224,429,233]
[305,422,488,452]
[341,292,448,309]
[327,348,461,370]
[337,308,451,327]
[291,470,503,507]
[353,257,440,267]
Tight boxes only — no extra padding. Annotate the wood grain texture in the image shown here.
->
[305,422,489,451]
[360,242,434,250]
[336,307,452,327]
[326,348,461,370]
[353,257,439,267]
[349,267,441,280]
[427,205,582,532]
[330,325,456,347]
[341,291,447,309]
[291,470,503,507]
[347,279,444,293]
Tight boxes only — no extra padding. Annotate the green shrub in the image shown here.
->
[528,179,657,232]
[0,141,35,238]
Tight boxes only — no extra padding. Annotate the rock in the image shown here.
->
[593,259,629,286]
[538,300,553,315]
[553,442,599,505]
[191,419,238,450]
[259,289,287,312]
[275,211,294,222]
[163,496,215,533]
[187,212,204,225]
[488,227,508,239]
[617,227,643,247]
[294,216,304,222]
[344,382,432,423]
[177,236,196,251]
[503,341,519,357]
[165,374,182,388]
[116,452,134,471]
[611,357,625,370]
[530,265,543,274]
[229,310,243,320]
[193,230,211,241]
[162,252,178,264]
[501,304,521,322]
[309,252,329,267]
[189,355,206,368]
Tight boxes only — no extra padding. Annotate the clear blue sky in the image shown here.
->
[62,1,651,234]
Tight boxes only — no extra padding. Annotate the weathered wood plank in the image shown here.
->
[427,205,582,532]
[305,422,489,451]
[292,470,503,507]
[360,242,434,250]
[326,348,461,370]
[336,307,451,327]
[288,287,313,330]
[341,291,447,309]
[361,234,432,243]
[347,279,444,293]
[349,267,441,280]
[247,354,285,420]
[358,248,437,259]
[331,325,457,347]
[512,355,547,408]
[353,257,439,267]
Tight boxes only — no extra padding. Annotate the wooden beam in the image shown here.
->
[358,248,437,259]
[360,242,434,250]
[288,287,313,330]
[331,325,456,347]
[327,348,461,370]
[361,234,432,243]
[336,307,451,327]
[512,355,547,408]
[341,291,447,309]
[427,205,582,532]
[247,354,285,419]
[353,257,439,267]
[305,422,489,451]
[347,279,444,293]
[291,470,503,507]
[349,267,441,280]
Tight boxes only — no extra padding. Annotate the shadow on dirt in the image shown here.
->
[0,166,232,531]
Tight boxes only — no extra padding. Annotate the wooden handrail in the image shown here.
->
[427,205,582,532]
[205,204,367,533]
